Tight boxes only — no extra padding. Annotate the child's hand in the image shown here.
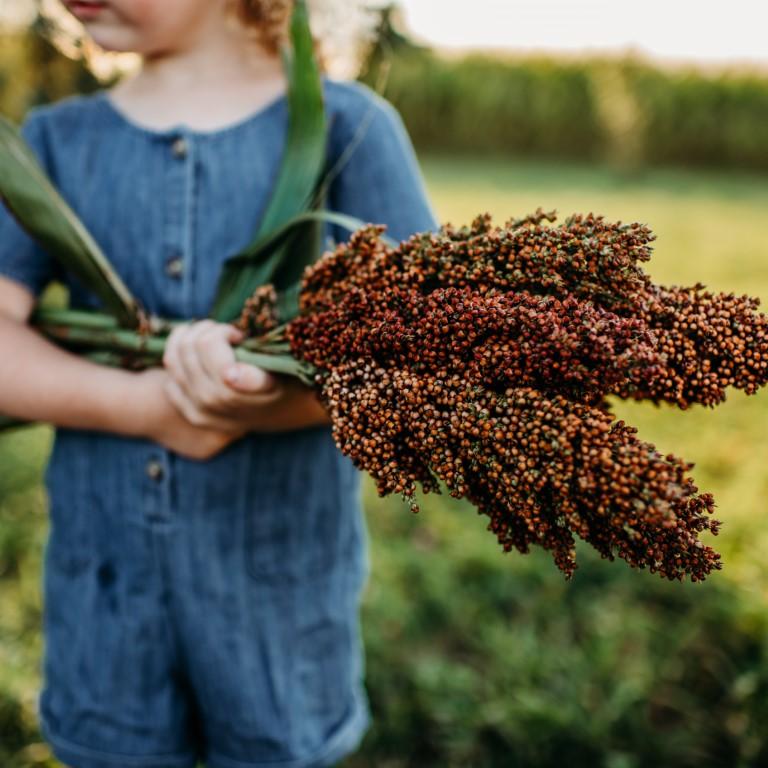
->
[135,368,247,460]
[162,320,330,432]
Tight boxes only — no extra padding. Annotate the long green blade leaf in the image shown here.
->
[214,209,397,322]
[0,116,142,328]
[217,208,392,280]
[257,0,327,236]
[210,0,327,322]
[269,185,327,292]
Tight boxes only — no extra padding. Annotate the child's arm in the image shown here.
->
[0,276,247,459]
[0,111,250,458]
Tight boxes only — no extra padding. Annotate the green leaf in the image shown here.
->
[0,116,143,328]
[213,209,393,321]
[210,0,328,322]
[269,185,328,292]
[276,281,302,322]
[258,1,327,236]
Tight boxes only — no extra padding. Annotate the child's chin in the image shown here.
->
[85,27,145,55]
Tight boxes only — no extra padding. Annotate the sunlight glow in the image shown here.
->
[395,0,768,67]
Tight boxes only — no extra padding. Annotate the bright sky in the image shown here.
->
[1,1,766,69]
[395,0,768,66]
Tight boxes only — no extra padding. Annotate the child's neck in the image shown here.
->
[108,22,286,133]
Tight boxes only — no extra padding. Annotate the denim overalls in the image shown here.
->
[0,78,437,768]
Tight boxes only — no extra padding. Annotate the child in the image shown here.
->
[0,0,437,766]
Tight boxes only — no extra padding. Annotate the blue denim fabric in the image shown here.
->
[0,79,437,768]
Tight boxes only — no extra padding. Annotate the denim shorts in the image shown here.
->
[37,427,371,768]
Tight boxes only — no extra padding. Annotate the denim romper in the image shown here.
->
[0,79,437,768]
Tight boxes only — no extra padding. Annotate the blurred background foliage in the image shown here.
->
[1,4,768,768]
[362,7,768,174]
[0,17,101,120]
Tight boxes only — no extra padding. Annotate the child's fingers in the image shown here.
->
[163,376,208,426]
[184,322,252,413]
[166,322,221,407]
[224,363,279,397]
[164,321,276,412]
[163,324,195,393]
[178,320,216,386]
[165,325,198,393]
[195,323,241,383]
[163,377,240,432]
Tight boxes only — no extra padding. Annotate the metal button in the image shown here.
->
[165,255,184,278]
[171,136,188,158]
[146,459,164,481]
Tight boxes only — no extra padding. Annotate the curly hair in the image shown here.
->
[228,1,381,77]
[232,0,294,54]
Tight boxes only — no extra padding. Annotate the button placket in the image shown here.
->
[164,131,196,316]
[158,128,197,316]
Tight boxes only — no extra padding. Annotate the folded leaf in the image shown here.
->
[216,209,393,311]
[0,116,143,328]
[210,0,328,322]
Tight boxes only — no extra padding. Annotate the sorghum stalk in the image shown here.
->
[30,307,315,381]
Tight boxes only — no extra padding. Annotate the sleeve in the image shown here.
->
[328,85,439,244]
[0,108,64,297]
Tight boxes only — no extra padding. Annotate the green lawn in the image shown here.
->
[2,157,768,767]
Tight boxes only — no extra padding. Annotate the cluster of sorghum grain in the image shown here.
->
[279,212,765,579]
[300,211,656,316]
[236,284,279,337]
[318,363,720,580]
[296,213,768,407]
[618,284,768,408]
[291,285,661,403]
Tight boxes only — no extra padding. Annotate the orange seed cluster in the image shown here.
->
[270,211,767,580]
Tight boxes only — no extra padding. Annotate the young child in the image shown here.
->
[0,1,437,766]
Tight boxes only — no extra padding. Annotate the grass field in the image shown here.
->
[1,157,768,767]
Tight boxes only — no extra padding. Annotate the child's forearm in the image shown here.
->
[0,312,153,437]
[243,383,331,432]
